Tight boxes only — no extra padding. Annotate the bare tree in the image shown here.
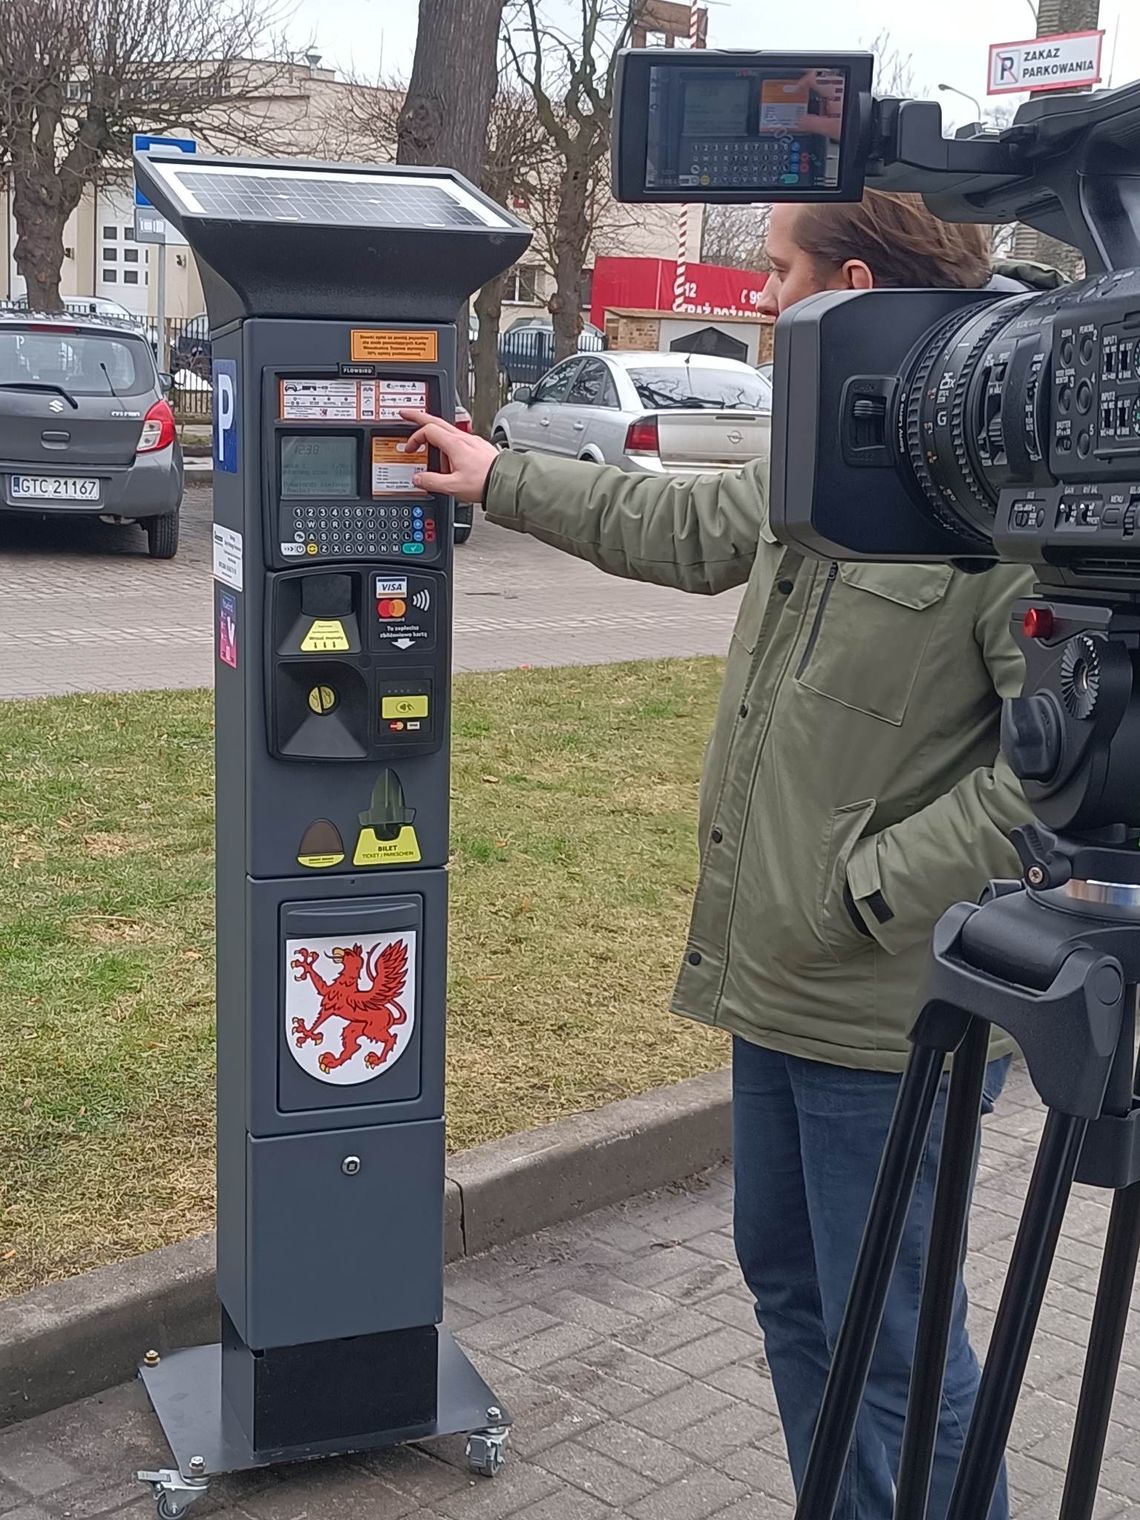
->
[700,205,771,273]
[351,74,545,429]
[0,0,288,310]
[396,0,506,399]
[344,76,403,161]
[505,0,636,362]
[470,91,550,433]
[865,29,915,97]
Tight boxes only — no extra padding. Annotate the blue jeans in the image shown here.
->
[732,1038,1010,1520]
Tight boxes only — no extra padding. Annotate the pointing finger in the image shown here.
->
[399,419,459,454]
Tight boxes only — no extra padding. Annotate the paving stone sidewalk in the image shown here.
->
[2,1063,1138,1519]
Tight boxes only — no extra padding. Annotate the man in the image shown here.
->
[402,193,1056,1519]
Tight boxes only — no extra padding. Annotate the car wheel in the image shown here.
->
[145,508,180,560]
[491,431,510,450]
[454,522,473,545]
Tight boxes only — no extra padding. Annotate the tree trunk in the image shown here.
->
[11,178,70,311]
[396,0,502,180]
[549,167,590,361]
[397,0,505,400]
[472,274,506,436]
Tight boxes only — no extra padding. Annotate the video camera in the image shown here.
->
[617,57,1140,1518]
[615,49,1140,841]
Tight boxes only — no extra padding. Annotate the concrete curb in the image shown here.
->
[0,1068,730,1428]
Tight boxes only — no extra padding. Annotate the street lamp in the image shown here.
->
[938,82,984,121]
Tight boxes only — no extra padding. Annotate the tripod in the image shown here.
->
[789,583,1140,1519]
[792,831,1140,1520]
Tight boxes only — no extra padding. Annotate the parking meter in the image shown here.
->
[131,151,531,1509]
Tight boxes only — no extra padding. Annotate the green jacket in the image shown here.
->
[485,449,1035,1070]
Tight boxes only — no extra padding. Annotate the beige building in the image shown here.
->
[1,54,700,336]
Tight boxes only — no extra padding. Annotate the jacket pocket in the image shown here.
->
[796,563,954,725]
[817,798,878,963]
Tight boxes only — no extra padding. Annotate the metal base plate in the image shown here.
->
[139,1327,508,1477]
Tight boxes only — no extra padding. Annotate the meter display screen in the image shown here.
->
[280,435,358,498]
[646,64,847,193]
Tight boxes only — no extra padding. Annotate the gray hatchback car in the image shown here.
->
[0,311,183,557]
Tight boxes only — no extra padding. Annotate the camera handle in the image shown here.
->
[792,861,1140,1520]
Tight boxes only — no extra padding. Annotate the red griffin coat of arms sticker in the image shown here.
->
[285,931,416,1085]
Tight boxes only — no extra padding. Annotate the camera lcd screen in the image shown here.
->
[280,435,358,498]
[646,65,847,193]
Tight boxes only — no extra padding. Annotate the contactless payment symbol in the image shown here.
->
[287,931,416,1084]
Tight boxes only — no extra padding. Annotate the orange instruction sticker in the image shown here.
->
[351,330,438,363]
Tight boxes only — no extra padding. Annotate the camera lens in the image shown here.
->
[898,295,1042,545]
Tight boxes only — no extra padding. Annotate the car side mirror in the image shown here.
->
[159,372,174,393]
[514,385,533,405]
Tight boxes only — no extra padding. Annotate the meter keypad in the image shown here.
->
[282,501,439,560]
[684,137,813,189]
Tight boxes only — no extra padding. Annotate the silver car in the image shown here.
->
[491,351,772,474]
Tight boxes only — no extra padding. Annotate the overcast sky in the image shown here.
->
[291,0,1140,131]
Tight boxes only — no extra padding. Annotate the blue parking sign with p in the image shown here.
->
[133,134,196,206]
[214,360,239,473]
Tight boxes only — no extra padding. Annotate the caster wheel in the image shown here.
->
[466,1429,508,1478]
[157,1499,188,1520]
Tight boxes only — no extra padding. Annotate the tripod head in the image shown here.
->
[1004,589,1140,895]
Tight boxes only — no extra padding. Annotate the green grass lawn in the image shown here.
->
[0,659,728,1298]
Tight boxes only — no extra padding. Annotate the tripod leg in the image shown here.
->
[945,1110,1089,1520]
[1058,1007,1140,1520]
[893,1018,991,1520]
[1057,1179,1140,1520]
[794,1045,946,1520]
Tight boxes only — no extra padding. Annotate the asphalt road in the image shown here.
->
[0,482,744,698]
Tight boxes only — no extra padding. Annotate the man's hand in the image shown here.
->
[398,409,499,501]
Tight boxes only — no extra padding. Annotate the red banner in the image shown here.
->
[590,256,769,329]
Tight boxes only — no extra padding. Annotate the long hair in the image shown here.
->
[793,190,992,290]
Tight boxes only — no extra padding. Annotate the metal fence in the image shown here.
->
[164,315,212,418]
[496,325,606,389]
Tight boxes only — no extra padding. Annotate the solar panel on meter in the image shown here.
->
[135,153,529,323]
[145,161,511,230]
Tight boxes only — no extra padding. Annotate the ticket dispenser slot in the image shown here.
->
[132,148,530,1490]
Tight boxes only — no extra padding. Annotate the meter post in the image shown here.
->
[130,149,530,1509]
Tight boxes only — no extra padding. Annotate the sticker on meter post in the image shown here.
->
[373,436,427,495]
[286,931,416,1084]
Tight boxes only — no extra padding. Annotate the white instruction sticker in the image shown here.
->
[279,378,428,422]
[212,524,244,590]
